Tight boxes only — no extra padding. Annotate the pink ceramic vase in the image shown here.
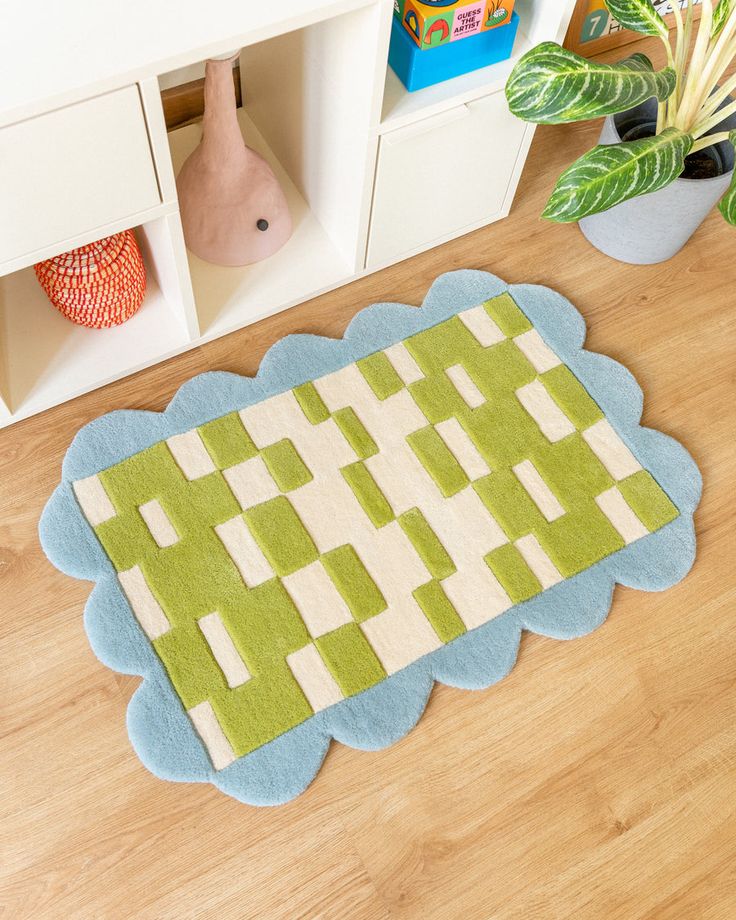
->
[177,54,292,267]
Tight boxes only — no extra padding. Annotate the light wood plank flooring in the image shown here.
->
[2,112,735,919]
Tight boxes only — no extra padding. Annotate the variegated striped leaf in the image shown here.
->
[717,130,736,224]
[712,0,735,37]
[543,128,693,222]
[605,0,668,38]
[505,43,675,125]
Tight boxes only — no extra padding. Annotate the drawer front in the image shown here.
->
[367,91,527,268]
[0,86,160,266]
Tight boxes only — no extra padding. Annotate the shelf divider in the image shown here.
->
[136,214,199,339]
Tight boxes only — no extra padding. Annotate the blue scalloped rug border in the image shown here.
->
[39,270,701,805]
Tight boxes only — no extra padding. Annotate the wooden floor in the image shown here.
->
[2,113,735,920]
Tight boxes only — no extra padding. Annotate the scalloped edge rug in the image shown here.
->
[39,270,701,805]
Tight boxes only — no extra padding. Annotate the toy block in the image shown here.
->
[395,0,516,50]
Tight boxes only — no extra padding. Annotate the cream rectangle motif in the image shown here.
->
[513,459,565,522]
[422,486,507,570]
[514,534,562,589]
[435,417,490,480]
[366,442,440,516]
[240,389,309,445]
[583,419,642,481]
[458,305,505,347]
[73,474,116,526]
[118,565,170,640]
[446,364,485,409]
[287,471,361,554]
[360,598,442,674]
[368,388,428,450]
[138,499,179,548]
[240,391,356,471]
[166,430,216,480]
[441,560,512,630]
[316,366,426,453]
[595,487,648,544]
[188,701,236,770]
[287,644,344,712]
[348,518,429,609]
[215,515,273,587]
[514,329,561,373]
[516,379,576,442]
[312,363,364,412]
[198,612,250,688]
[384,341,424,385]
[282,561,353,638]
[223,455,279,509]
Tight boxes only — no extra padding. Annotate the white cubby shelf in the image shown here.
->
[169,110,354,339]
[0,216,194,422]
[161,0,382,340]
[0,0,577,428]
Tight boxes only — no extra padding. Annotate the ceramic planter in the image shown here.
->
[578,97,736,264]
[176,52,292,267]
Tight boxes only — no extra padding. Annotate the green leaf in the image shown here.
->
[605,0,669,38]
[718,129,736,224]
[712,0,735,37]
[505,43,675,125]
[543,128,693,222]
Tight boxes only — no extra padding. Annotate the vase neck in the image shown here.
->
[201,58,243,148]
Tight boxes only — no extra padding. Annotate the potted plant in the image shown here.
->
[505,0,736,263]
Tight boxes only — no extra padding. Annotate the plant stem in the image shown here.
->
[671,0,696,120]
[680,0,736,127]
[657,10,678,131]
[695,27,736,112]
[662,25,677,72]
[681,0,695,107]
[677,0,715,128]
[672,0,685,110]
[690,130,730,152]
[693,95,736,136]
[700,72,736,123]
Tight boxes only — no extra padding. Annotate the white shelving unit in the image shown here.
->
[0,0,576,427]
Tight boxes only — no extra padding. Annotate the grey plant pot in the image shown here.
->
[578,97,736,264]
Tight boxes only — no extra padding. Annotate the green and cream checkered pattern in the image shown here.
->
[72,294,678,770]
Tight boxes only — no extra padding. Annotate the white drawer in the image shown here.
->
[0,86,160,267]
[367,91,527,268]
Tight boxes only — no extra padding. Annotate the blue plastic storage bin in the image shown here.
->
[388,11,520,92]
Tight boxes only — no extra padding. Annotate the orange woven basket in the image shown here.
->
[34,230,146,328]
